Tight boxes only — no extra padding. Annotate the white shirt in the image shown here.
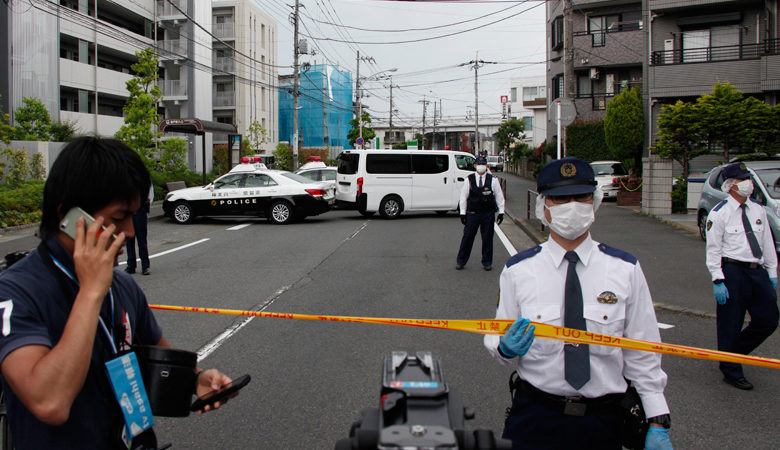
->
[484,234,670,418]
[459,173,505,215]
[705,195,777,281]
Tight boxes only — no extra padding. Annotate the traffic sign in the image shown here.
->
[500,95,508,104]
[356,137,364,146]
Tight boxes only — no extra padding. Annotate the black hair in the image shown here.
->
[40,136,151,237]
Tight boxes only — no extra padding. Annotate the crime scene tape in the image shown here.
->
[149,304,780,370]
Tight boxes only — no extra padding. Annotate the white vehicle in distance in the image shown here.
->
[295,156,337,190]
[163,164,335,225]
[336,149,477,219]
[487,155,504,172]
[589,160,628,199]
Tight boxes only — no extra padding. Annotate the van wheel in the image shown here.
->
[379,196,403,219]
[698,210,708,242]
[269,200,294,224]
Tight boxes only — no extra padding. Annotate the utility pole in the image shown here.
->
[355,51,374,148]
[322,68,329,147]
[388,78,394,142]
[292,0,300,169]
[563,0,575,157]
[418,97,429,150]
[432,98,437,149]
[464,54,491,155]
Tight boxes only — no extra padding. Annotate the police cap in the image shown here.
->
[537,157,597,196]
[722,162,750,180]
[475,155,487,165]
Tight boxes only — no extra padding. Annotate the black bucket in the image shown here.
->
[134,345,197,417]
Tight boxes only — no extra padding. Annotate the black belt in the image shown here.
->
[509,373,622,417]
[722,257,761,269]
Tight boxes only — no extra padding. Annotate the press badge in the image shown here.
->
[105,352,154,445]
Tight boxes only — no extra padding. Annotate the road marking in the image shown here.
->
[119,238,210,266]
[196,285,290,362]
[658,323,675,329]
[495,224,517,255]
[226,223,251,231]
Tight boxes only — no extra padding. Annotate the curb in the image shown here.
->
[654,302,715,319]
[505,209,547,245]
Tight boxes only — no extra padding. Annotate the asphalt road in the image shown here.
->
[0,206,778,449]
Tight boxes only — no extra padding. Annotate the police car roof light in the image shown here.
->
[240,156,250,163]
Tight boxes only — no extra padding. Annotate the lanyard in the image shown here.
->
[49,254,118,355]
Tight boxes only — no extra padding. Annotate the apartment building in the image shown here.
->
[211,0,278,150]
[1,0,214,173]
[545,0,780,150]
[508,76,547,149]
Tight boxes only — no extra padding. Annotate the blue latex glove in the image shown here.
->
[498,317,535,358]
[713,283,729,305]
[645,427,673,450]
[771,277,778,290]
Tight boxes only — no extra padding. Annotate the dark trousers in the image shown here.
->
[457,211,495,267]
[718,262,779,379]
[503,389,621,450]
[126,210,149,270]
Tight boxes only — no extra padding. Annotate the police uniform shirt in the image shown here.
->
[705,196,778,281]
[458,173,505,215]
[484,234,670,419]
[0,237,163,448]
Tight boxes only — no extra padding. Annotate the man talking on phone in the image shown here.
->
[0,137,236,449]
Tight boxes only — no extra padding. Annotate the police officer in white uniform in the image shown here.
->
[705,162,779,390]
[484,157,673,450]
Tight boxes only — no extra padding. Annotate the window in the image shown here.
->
[551,75,563,100]
[412,154,448,174]
[588,15,619,47]
[455,155,476,171]
[577,74,592,97]
[510,87,517,102]
[523,116,533,131]
[244,173,275,187]
[337,153,360,174]
[551,16,564,50]
[214,174,243,189]
[366,154,411,174]
[523,86,540,102]
[683,30,709,62]
[298,171,319,182]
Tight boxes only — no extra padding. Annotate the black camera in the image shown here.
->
[335,351,510,450]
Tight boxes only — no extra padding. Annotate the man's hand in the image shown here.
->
[771,277,778,290]
[460,215,466,225]
[713,283,729,305]
[72,217,125,300]
[496,214,504,225]
[645,427,672,450]
[498,317,535,358]
[194,369,234,414]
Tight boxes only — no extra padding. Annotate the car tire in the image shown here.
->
[379,195,403,219]
[269,200,294,224]
[172,201,195,224]
[698,210,708,242]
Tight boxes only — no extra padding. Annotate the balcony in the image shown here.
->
[159,39,186,59]
[213,91,235,107]
[522,97,546,108]
[213,56,235,74]
[212,22,235,39]
[160,79,187,99]
[651,40,777,66]
[157,0,187,19]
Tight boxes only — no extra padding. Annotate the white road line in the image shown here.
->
[495,224,517,256]
[226,224,251,231]
[119,238,210,266]
[658,323,675,329]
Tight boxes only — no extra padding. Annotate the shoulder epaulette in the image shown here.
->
[597,243,637,265]
[506,245,542,269]
[712,200,728,212]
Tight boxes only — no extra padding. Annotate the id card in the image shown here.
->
[105,352,154,442]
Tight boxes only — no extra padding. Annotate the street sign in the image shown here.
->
[356,137,364,146]
[500,95,508,104]
[554,98,576,126]
[407,140,418,150]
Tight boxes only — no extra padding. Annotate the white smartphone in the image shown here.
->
[59,207,117,243]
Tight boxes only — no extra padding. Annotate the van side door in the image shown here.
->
[411,153,452,209]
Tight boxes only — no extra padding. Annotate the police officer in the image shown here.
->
[484,157,673,449]
[705,162,779,390]
[456,155,505,271]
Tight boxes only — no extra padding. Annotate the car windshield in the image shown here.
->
[591,163,628,176]
[753,168,780,199]
[487,156,499,162]
[280,172,315,184]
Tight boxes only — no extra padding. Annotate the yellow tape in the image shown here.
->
[149,304,780,370]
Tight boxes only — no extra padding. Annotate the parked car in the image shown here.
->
[589,160,628,199]
[487,155,504,172]
[163,164,335,225]
[296,159,337,189]
[697,160,780,252]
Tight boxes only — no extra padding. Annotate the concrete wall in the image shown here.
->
[642,154,673,215]
[1,140,68,182]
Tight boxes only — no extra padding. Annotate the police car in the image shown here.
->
[295,157,336,190]
[163,159,335,225]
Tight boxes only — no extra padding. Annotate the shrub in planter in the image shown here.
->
[671,176,688,213]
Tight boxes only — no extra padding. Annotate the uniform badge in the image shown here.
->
[561,162,577,178]
[597,291,618,304]
[706,220,712,231]
[739,163,746,171]
[757,219,762,225]
[211,200,217,206]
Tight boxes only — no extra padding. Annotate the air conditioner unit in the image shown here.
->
[590,68,600,80]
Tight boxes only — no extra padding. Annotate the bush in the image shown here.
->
[670,176,688,213]
[0,180,44,227]
[613,176,643,192]
[564,120,610,162]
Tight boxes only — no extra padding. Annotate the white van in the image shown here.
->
[336,149,477,219]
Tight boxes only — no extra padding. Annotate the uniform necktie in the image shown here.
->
[564,251,590,389]
[479,176,483,188]
[740,204,762,258]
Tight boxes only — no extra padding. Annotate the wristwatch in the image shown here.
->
[713,279,725,285]
[648,414,671,429]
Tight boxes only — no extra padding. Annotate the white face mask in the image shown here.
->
[475,165,487,175]
[736,179,753,198]
[544,201,595,240]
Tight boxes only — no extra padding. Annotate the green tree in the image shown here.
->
[414,133,429,150]
[12,97,52,141]
[158,138,188,173]
[347,112,376,147]
[0,95,14,145]
[653,100,707,180]
[494,119,526,159]
[739,98,779,154]
[247,121,269,154]
[604,86,644,171]
[49,120,79,142]
[115,48,162,167]
[696,82,744,161]
[565,120,609,162]
[273,142,293,171]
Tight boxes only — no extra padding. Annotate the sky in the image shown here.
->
[255,0,548,128]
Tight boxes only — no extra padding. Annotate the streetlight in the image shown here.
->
[358,68,397,148]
